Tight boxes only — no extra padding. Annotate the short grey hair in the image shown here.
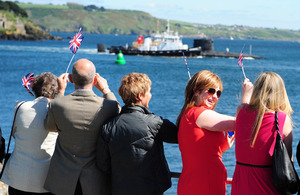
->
[31,72,58,98]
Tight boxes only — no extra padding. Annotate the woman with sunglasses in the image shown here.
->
[177,70,252,195]
[231,72,293,194]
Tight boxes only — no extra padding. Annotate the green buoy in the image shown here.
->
[115,50,126,65]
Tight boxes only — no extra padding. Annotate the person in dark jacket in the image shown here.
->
[96,72,178,195]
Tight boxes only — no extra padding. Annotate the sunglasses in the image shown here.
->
[207,88,222,98]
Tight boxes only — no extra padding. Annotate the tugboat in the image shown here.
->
[108,21,202,57]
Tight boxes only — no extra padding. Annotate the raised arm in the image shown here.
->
[241,78,253,104]
[196,109,235,132]
[94,73,121,111]
[94,73,111,95]
[236,78,254,115]
[57,73,69,96]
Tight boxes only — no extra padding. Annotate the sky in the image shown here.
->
[16,0,300,30]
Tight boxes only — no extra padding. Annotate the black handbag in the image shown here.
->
[272,111,299,194]
[0,101,25,179]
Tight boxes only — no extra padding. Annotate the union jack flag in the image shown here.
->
[21,73,34,96]
[69,28,84,54]
[238,50,243,67]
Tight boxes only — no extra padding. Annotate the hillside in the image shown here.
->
[0,1,61,40]
[20,3,168,35]
[17,2,300,41]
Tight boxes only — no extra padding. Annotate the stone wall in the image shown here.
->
[0,13,26,34]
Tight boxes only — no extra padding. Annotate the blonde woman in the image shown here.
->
[232,72,293,194]
[177,70,251,195]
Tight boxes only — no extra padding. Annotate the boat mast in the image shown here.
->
[167,19,170,35]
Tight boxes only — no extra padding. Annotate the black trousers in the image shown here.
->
[8,186,53,195]
[74,180,83,195]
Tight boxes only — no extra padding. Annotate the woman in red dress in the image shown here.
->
[177,70,253,195]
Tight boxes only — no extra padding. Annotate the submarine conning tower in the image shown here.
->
[193,38,214,52]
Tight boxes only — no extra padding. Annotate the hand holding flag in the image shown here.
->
[66,28,84,73]
[21,73,34,96]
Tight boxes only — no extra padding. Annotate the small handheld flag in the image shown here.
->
[66,28,84,73]
[238,45,246,79]
[69,28,84,54]
[21,73,34,96]
[238,51,243,67]
[182,52,191,80]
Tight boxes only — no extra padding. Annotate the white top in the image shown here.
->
[1,97,58,193]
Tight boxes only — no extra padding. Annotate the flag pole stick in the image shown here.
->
[182,52,191,80]
[24,87,34,96]
[241,44,245,51]
[29,91,34,96]
[66,54,75,73]
[239,44,246,79]
[241,66,246,79]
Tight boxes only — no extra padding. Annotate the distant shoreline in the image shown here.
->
[17,3,300,42]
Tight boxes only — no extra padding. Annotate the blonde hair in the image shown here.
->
[249,72,293,147]
[118,73,152,106]
[176,70,223,126]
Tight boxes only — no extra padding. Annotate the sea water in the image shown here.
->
[1,33,300,194]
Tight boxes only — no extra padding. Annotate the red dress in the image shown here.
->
[231,106,285,195]
[177,106,228,195]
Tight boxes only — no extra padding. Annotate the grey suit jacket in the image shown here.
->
[44,90,119,195]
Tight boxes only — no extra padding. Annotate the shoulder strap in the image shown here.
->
[275,111,282,139]
[0,101,26,179]
[6,101,26,154]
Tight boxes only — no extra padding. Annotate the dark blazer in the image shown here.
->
[44,90,119,195]
[97,105,178,195]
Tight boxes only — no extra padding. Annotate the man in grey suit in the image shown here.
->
[44,59,120,195]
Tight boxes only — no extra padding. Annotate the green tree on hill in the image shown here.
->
[84,5,105,12]
[0,0,28,17]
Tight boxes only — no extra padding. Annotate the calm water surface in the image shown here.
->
[1,33,300,194]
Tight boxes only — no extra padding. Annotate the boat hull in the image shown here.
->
[112,49,201,57]
[107,46,263,59]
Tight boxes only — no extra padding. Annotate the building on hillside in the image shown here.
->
[15,18,26,34]
[0,13,6,29]
[0,13,26,34]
